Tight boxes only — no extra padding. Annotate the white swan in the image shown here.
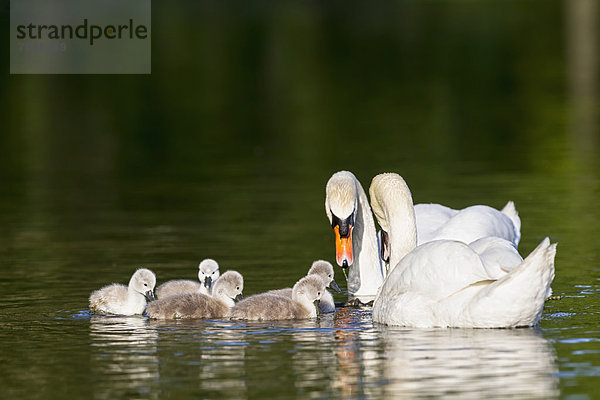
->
[325,171,523,301]
[89,268,156,316]
[155,258,220,298]
[325,171,385,301]
[370,173,556,328]
[145,270,243,319]
[229,275,325,320]
[267,260,341,313]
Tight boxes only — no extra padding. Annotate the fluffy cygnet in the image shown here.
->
[89,268,156,316]
[267,260,341,313]
[145,270,243,319]
[197,259,220,295]
[156,259,220,298]
[230,275,325,320]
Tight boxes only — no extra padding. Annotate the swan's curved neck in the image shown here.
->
[348,178,384,297]
[213,284,234,308]
[126,287,146,311]
[126,280,143,298]
[293,291,318,318]
[370,175,418,271]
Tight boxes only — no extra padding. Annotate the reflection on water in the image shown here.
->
[377,326,560,399]
[87,308,560,399]
[90,316,159,400]
[195,324,248,396]
[332,307,383,398]
[289,315,337,394]
[146,319,250,398]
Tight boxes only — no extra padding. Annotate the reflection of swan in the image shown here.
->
[267,260,341,313]
[370,173,556,327]
[288,317,338,393]
[89,315,159,399]
[332,307,382,398]
[230,276,325,320]
[146,319,249,396]
[146,271,243,319]
[376,326,559,399]
[156,259,220,298]
[89,268,156,315]
[324,171,521,301]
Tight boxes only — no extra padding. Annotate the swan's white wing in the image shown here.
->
[420,205,519,246]
[501,201,521,245]
[463,238,556,327]
[414,203,457,244]
[469,236,523,278]
[380,240,491,302]
[374,240,493,327]
[374,238,556,328]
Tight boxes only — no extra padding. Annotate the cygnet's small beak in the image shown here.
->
[334,225,354,268]
[235,293,243,302]
[145,290,155,302]
[329,279,342,293]
[204,276,212,289]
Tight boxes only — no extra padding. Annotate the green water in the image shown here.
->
[1,1,599,399]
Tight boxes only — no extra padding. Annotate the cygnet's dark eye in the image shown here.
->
[236,286,240,290]
[318,292,321,296]
[144,283,148,287]
[328,274,332,278]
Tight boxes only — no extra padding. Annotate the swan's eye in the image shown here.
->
[236,286,240,290]
[328,274,331,278]
[144,283,148,287]
[318,292,321,296]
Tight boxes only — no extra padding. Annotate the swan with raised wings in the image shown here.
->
[370,173,556,328]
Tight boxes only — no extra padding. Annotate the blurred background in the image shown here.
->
[1,0,598,268]
[1,0,599,288]
[1,0,599,295]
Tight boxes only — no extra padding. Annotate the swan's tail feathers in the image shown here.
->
[465,237,556,328]
[501,201,521,246]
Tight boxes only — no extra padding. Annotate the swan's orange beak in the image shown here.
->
[334,225,354,268]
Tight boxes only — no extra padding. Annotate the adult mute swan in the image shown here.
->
[146,270,243,319]
[89,268,156,316]
[325,171,385,301]
[325,171,523,301]
[155,258,220,298]
[370,173,556,328]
